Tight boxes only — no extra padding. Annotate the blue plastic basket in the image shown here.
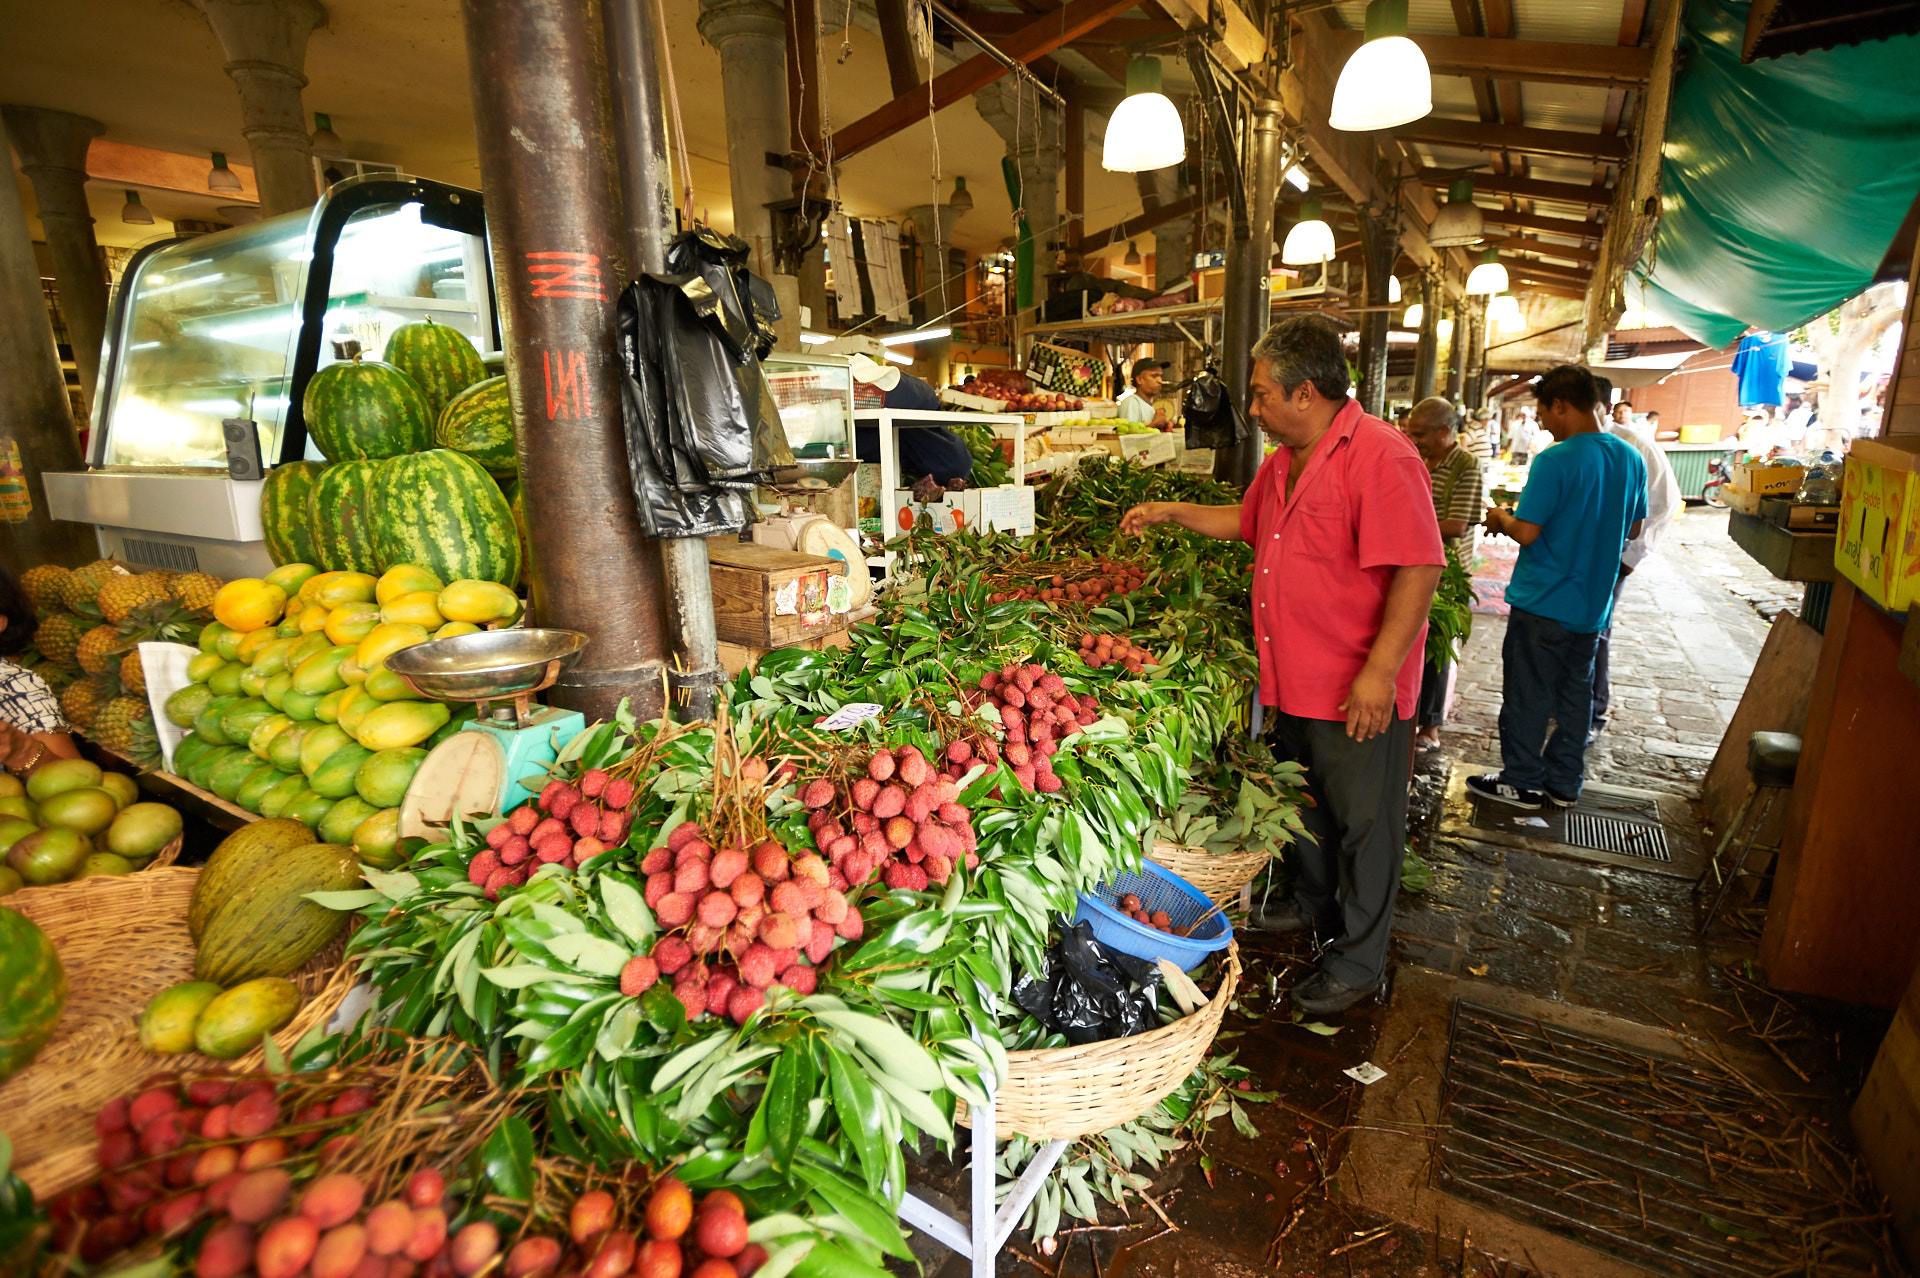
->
[1072,860,1233,972]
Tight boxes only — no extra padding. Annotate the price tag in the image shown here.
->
[815,702,883,731]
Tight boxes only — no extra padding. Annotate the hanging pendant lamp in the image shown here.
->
[948,175,973,213]
[1102,58,1186,172]
[207,152,242,194]
[1465,248,1508,295]
[1436,316,1454,345]
[1402,302,1423,329]
[310,112,346,159]
[1489,293,1525,332]
[120,190,154,226]
[1280,199,1335,265]
[1388,275,1401,304]
[1331,0,1432,132]
[1428,177,1485,247]
[1124,240,1142,266]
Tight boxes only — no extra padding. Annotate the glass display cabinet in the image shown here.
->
[45,174,496,578]
[762,353,856,459]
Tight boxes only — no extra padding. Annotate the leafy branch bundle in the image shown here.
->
[1155,734,1311,861]
[1426,556,1476,668]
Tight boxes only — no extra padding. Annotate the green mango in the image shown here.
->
[283,789,335,830]
[310,743,374,799]
[292,645,355,697]
[192,695,243,746]
[206,661,247,698]
[354,747,426,808]
[300,724,355,778]
[258,773,310,820]
[263,671,294,710]
[282,689,323,722]
[319,795,381,845]
[267,722,313,774]
[235,764,287,813]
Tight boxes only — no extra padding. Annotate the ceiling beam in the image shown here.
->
[1080,190,1223,253]
[1320,31,1653,87]
[1494,235,1599,265]
[1507,279,1588,302]
[953,15,1182,43]
[1507,263,1593,289]
[1393,118,1631,162]
[1478,208,1605,240]
[831,0,1138,159]
[1415,168,1612,209]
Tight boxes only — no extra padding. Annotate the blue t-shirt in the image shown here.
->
[1506,431,1648,634]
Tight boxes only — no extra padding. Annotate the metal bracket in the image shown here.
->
[896,1091,1072,1278]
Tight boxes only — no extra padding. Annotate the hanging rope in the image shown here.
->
[656,0,697,224]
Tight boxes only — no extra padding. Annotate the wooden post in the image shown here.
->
[1063,92,1085,269]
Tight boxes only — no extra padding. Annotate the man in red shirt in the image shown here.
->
[1121,317,1444,1014]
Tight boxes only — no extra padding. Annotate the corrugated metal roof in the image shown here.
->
[1329,0,1631,43]
[1516,83,1612,132]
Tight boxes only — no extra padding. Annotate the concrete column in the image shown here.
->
[903,202,962,320]
[696,0,788,276]
[2,108,107,416]
[192,0,326,218]
[975,80,1060,264]
[0,119,95,573]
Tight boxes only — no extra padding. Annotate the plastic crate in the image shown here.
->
[1073,861,1233,972]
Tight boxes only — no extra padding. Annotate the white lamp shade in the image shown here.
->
[1466,259,1509,294]
[1489,294,1525,331]
[1402,302,1423,328]
[1436,317,1455,344]
[1388,275,1401,304]
[1280,217,1336,265]
[1102,93,1186,172]
[1428,200,1485,247]
[1330,36,1432,132]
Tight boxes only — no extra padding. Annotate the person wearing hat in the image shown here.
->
[828,338,976,484]
[1118,358,1171,428]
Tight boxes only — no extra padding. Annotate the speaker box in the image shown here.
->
[223,417,263,481]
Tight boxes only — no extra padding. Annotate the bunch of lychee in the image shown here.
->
[798,744,980,895]
[1114,891,1177,934]
[636,1177,769,1278]
[630,820,863,1025]
[987,558,1147,607]
[1076,632,1157,673]
[472,768,638,899]
[958,662,1100,794]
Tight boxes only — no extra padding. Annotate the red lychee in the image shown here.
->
[730,873,766,908]
[867,751,896,782]
[580,768,609,798]
[709,846,748,889]
[657,893,695,927]
[728,986,766,1025]
[738,943,778,989]
[851,778,880,810]
[620,955,659,996]
[777,965,818,995]
[800,779,836,809]
[654,936,694,974]
[698,892,738,928]
[751,841,790,881]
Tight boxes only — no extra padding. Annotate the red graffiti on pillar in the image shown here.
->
[543,350,592,421]
[525,251,606,301]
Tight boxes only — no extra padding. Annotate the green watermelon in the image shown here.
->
[507,481,530,577]
[260,460,325,566]
[384,318,487,423]
[435,376,517,479]
[0,907,65,1081]
[302,354,432,462]
[373,450,522,586]
[306,461,383,575]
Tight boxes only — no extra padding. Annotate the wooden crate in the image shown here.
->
[706,539,850,649]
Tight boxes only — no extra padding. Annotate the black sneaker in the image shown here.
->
[1465,773,1544,811]
[1290,968,1387,1015]
[1247,899,1313,935]
[1543,789,1579,808]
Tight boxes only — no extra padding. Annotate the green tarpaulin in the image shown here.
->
[1632,0,1920,348]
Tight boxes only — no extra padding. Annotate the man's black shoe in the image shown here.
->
[1247,899,1313,935]
[1543,789,1579,808]
[1290,969,1386,1015]
[1465,773,1544,811]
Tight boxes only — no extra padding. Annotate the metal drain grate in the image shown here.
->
[1562,810,1671,862]
[1436,1001,1899,1277]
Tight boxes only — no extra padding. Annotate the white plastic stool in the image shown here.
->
[897,1088,1070,1278]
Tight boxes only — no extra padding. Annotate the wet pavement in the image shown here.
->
[901,510,1906,1277]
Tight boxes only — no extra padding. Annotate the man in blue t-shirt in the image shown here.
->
[1468,365,1646,811]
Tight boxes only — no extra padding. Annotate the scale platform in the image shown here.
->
[388,629,591,835]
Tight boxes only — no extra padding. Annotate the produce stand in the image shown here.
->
[858,407,1029,578]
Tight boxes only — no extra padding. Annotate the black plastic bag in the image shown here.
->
[616,229,794,537]
[1011,919,1164,1046]
[1184,358,1248,451]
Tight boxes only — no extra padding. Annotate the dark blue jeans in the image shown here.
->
[1500,606,1600,797]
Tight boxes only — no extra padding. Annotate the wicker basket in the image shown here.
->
[1,867,355,1200]
[959,943,1240,1140]
[1148,842,1270,906]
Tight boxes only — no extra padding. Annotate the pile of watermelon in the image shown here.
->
[260,320,524,588]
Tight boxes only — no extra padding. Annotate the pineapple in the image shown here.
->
[91,695,151,757]
[120,649,146,696]
[60,675,114,731]
[32,613,86,667]
[118,597,204,647]
[76,625,121,676]
[126,713,162,772]
[59,559,130,614]
[19,564,70,614]
[172,572,224,613]
[97,571,170,625]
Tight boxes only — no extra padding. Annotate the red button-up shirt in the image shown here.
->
[1239,400,1446,721]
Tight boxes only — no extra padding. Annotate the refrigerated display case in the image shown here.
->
[45,174,495,578]
[763,353,856,459]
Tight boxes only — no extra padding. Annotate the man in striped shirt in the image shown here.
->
[1404,398,1484,749]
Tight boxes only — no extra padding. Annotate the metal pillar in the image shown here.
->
[2,108,107,416]
[605,0,724,723]
[1464,296,1488,410]
[1354,204,1395,419]
[192,0,325,217]
[1412,269,1439,401]
[1445,302,1465,401]
[0,118,94,573]
[1217,99,1281,488]
[461,0,671,723]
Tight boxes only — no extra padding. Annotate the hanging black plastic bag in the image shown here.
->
[617,287,751,538]
[1011,919,1164,1045]
[1184,357,1248,451]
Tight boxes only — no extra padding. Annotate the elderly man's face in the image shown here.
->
[1403,414,1456,463]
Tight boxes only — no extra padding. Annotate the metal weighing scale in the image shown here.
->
[387,629,590,839]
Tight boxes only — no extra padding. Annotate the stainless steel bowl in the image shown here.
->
[383,628,590,702]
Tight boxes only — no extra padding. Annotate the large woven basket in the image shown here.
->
[1,867,355,1200]
[959,943,1240,1140]
[1148,842,1270,906]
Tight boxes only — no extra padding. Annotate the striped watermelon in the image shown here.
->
[260,460,325,565]
[372,449,522,586]
[306,461,384,575]
[384,319,486,422]
[506,480,531,575]
[435,376,517,479]
[0,907,64,1081]
[302,355,432,462]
